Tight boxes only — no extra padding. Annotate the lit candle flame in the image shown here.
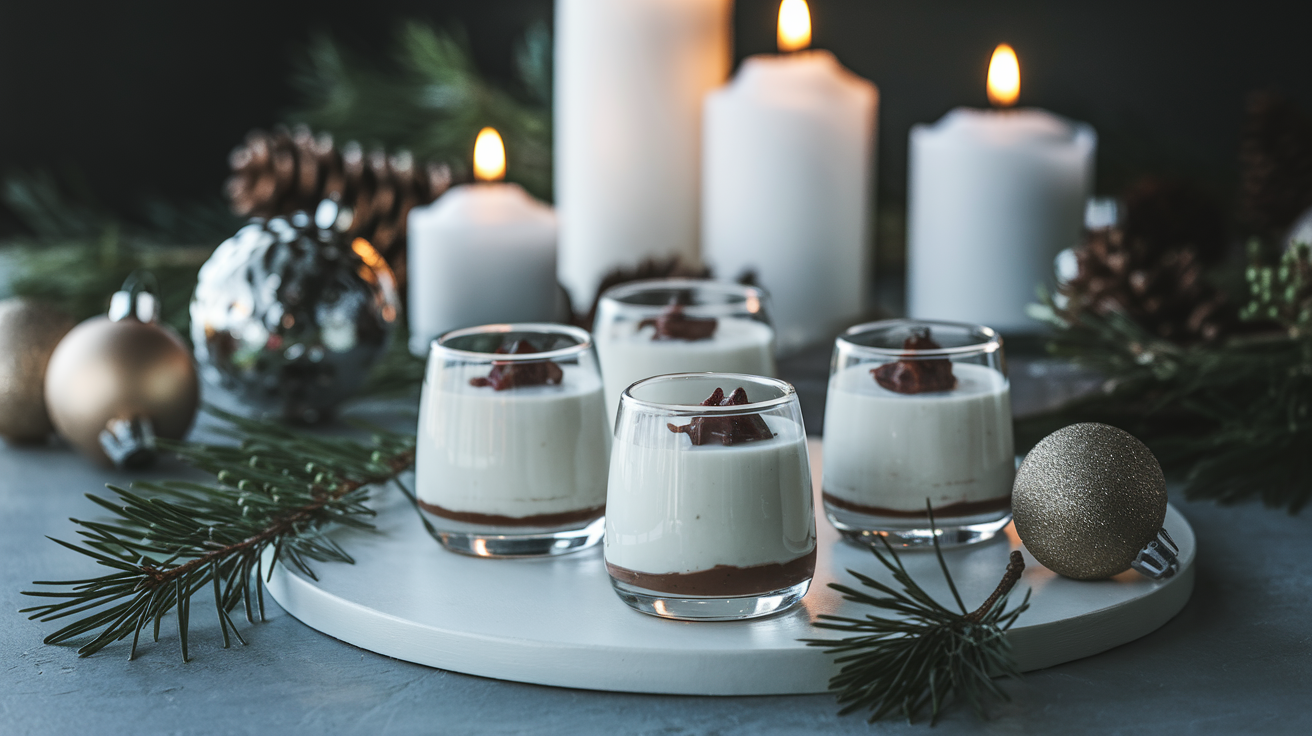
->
[987,44,1020,108]
[777,0,811,53]
[473,127,506,182]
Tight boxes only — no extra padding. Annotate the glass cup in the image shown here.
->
[593,279,777,427]
[415,323,611,557]
[820,320,1014,548]
[605,373,816,621]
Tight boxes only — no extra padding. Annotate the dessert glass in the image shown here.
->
[605,373,816,621]
[415,323,611,557]
[821,320,1014,548]
[593,279,777,426]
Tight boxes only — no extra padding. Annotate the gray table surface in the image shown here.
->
[2,354,1310,735]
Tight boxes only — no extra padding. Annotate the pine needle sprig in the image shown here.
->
[804,508,1030,725]
[21,408,416,661]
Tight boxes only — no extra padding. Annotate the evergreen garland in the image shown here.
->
[1018,241,1312,513]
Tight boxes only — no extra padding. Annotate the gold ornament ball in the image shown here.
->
[1012,423,1167,580]
[43,315,200,465]
[0,298,76,443]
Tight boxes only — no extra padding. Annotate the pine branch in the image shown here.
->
[288,21,553,201]
[1020,248,1312,513]
[1,169,234,333]
[21,408,416,660]
[803,506,1030,725]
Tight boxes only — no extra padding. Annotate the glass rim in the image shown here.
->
[432,322,593,362]
[836,319,1003,358]
[598,278,771,307]
[619,372,796,416]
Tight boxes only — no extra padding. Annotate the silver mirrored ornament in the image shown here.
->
[191,210,399,423]
[1012,422,1176,580]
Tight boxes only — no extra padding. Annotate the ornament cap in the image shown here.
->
[1130,528,1180,580]
[99,415,158,469]
[108,272,161,324]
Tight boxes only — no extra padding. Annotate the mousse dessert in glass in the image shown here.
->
[821,320,1014,548]
[593,279,776,426]
[416,323,611,557]
[605,373,816,620]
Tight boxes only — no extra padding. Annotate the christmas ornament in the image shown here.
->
[0,298,76,443]
[1012,423,1177,580]
[191,211,400,423]
[44,275,199,467]
[225,125,452,287]
[1060,177,1231,342]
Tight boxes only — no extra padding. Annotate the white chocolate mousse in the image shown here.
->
[822,362,1014,516]
[595,316,776,425]
[605,411,816,595]
[416,359,611,526]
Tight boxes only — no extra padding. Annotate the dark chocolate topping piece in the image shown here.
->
[666,387,774,445]
[638,299,717,341]
[870,328,957,394]
[469,340,564,391]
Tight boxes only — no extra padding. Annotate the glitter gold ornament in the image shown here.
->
[0,298,76,443]
[44,276,200,468]
[1013,423,1177,580]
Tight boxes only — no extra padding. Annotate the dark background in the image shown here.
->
[1,0,1309,254]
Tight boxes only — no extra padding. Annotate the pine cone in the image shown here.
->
[1062,178,1231,342]
[1239,92,1312,241]
[573,257,713,328]
[225,125,452,286]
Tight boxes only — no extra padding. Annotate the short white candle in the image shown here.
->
[406,128,558,355]
[555,0,733,314]
[702,0,878,351]
[906,45,1096,333]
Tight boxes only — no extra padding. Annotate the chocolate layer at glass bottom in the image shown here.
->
[822,492,1011,519]
[417,499,604,528]
[606,548,817,597]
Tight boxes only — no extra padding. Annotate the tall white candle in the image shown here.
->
[907,45,1096,333]
[407,129,558,355]
[554,0,733,314]
[702,0,878,351]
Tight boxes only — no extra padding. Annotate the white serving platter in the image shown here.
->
[265,441,1195,695]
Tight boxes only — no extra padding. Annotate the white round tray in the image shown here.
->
[265,441,1195,695]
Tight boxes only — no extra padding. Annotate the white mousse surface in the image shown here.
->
[595,317,776,425]
[416,362,611,520]
[822,362,1014,512]
[605,415,815,575]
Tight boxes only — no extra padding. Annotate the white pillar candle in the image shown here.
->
[906,45,1096,333]
[554,0,733,314]
[406,129,558,355]
[702,0,878,352]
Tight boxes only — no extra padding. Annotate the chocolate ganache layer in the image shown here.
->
[606,548,817,597]
[822,492,1011,519]
[418,499,604,528]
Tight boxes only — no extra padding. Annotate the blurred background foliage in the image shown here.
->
[1,0,1309,323]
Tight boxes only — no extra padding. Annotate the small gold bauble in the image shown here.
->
[44,315,199,466]
[0,298,76,443]
[1012,423,1167,580]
